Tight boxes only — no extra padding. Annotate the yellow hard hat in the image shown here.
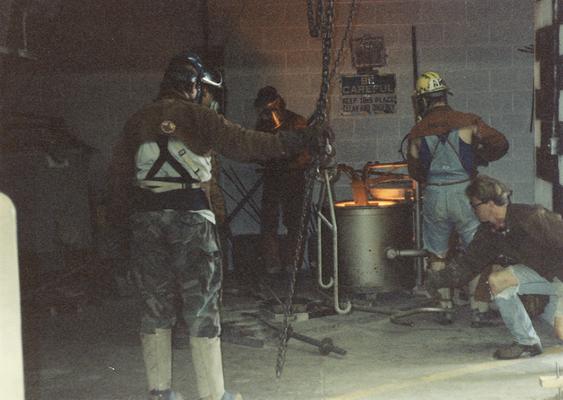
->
[415,71,449,96]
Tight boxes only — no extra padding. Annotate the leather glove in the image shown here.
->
[425,259,473,297]
[302,122,336,167]
[278,123,336,167]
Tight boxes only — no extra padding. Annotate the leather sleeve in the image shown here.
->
[474,118,509,163]
[166,101,291,162]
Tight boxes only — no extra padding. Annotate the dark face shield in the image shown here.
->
[201,68,223,89]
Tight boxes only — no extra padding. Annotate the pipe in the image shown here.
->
[385,247,428,260]
[413,181,424,287]
[389,307,446,327]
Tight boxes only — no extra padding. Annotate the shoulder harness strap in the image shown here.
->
[144,135,197,184]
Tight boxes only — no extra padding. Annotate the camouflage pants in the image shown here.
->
[130,210,222,337]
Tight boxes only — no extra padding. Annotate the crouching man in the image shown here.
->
[427,175,563,359]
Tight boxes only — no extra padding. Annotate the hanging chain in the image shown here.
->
[309,0,335,126]
[306,0,323,38]
[275,0,340,378]
[274,0,356,379]
[274,165,318,378]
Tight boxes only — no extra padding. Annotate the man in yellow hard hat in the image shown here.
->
[407,71,509,326]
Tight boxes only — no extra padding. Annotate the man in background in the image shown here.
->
[254,86,310,274]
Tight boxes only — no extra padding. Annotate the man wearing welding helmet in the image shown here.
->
[253,86,309,274]
[108,53,327,400]
[407,71,509,326]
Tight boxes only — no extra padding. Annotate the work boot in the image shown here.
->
[470,309,501,328]
[493,342,543,360]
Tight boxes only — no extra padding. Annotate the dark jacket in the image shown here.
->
[434,204,563,288]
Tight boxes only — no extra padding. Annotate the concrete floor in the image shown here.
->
[22,273,563,400]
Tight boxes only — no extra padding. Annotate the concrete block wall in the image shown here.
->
[2,0,536,236]
[210,0,536,214]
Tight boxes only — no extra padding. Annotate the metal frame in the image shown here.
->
[315,169,351,314]
[315,164,448,324]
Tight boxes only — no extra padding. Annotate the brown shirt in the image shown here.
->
[457,204,563,281]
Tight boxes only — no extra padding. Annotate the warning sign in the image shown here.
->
[341,74,397,115]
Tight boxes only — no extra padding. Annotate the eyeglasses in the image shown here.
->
[470,200,486,210]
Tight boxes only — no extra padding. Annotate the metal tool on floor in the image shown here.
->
[242,312,347,356]
[539,361,563,399]
[221,324,265,349]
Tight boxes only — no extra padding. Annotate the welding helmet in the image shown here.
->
[254,86,287,130]
[160,51,223,104]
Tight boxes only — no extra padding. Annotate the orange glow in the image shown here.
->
[271,111,282,129]
[335,200,398,208]
[369,188,411,201]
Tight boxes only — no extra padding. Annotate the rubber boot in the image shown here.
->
[141,328,184,400]
[190,336,243,400]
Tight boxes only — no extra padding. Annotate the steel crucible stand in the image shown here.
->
[315,168,351,315]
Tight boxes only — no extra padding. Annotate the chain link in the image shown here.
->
[309,0,334,125]
[275,0,356,378]
[306,0,323,38]
[276,0,334,378]
[274,165,317,377]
